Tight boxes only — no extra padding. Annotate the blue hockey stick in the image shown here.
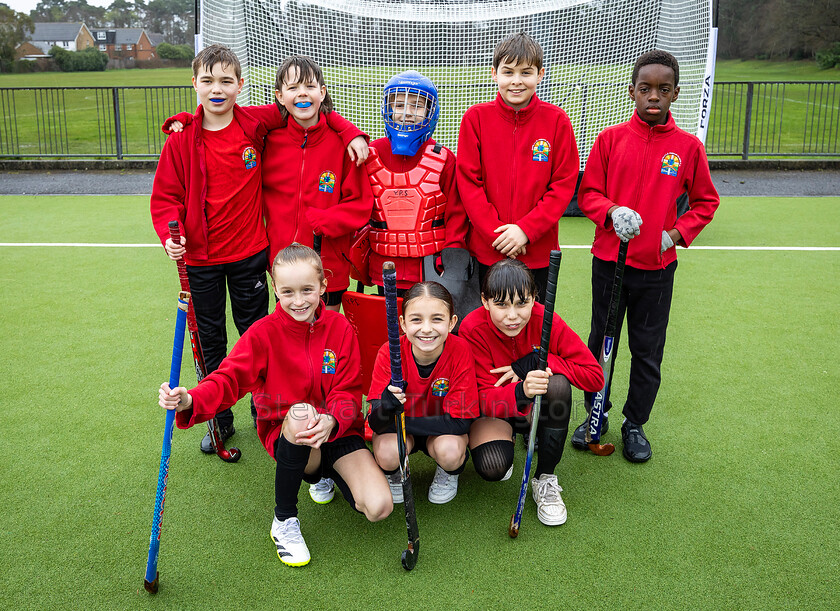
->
[509,250,562,538]
[144,291,189,594]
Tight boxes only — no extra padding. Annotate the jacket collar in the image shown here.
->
[493,92,541,125]
[273,300,327,334]
[190,103,264,146]
[628,109,677,138]
[286,112,328,146]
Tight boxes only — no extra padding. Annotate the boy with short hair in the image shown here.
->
[572,49,720,462]
[456,32,580,303]
[150,44,284,451]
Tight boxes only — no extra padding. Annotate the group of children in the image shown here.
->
[152,33,719,567]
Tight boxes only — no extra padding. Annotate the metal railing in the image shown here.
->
[705,81,839,158]
[0,82,838,159]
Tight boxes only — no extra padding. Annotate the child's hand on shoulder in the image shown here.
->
[168,120,185,133]
[159,383,192,411]
[522,367,553,398]
[347,136,369,166]
[492,224,528,256]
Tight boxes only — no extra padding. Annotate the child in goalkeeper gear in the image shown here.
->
[363,71,469,292]
[574,49,719,463]
[456,32,579,303]
[159,244,392,567]
[366,281,479,505]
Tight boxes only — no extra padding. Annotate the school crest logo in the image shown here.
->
[431,378,450,397]
[661,153,681,177]
[532,345,540,353]
[242,147,257,170]
[318,171,336,194]
[322,349,336,374]
[532,139,551,162]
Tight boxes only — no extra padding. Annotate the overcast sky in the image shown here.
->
[4,0,112,15]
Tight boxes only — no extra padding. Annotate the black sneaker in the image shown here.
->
[200,425,235,454]
[571,413,609,450]
[621,420,651,462]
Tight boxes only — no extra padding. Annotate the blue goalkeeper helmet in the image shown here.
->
[382,71,440,156]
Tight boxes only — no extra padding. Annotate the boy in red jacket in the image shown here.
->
[150,45,283,451]
[456,32,579,303]
[573,49,720,462]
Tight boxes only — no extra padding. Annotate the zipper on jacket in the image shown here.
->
[294,129,309,242]
[305,322,315,399]
[510,110,520,221]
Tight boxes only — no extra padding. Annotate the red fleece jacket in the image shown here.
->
[458,302,603,419]
[150,103,282,264]
[367,334,479,420]
[176,303,364,458]
[578,111,720,270]
[456,93,579,267]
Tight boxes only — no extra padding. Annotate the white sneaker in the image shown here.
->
[270,516,311,566]
[428,465,459,504]
[500,465,514,481]
[308,477,335,504]
[388,472,404,504]
[530,473,567,526]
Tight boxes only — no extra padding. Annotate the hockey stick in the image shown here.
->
[383,261,420,571]
[509,250,562,538]
[167,222,241,463]
[584,239,629,456]
[144,291,189,594]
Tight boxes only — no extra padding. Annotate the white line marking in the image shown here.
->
[0,243,837,251]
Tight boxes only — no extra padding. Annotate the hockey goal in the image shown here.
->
[197,0,716,166]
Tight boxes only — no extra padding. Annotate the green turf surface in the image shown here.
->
[0,195,838,608]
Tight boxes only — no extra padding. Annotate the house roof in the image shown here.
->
[147,33,166,46]
[115,28,145,44]
[31,22,86,42]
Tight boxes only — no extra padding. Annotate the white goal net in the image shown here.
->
[198,0,713,168]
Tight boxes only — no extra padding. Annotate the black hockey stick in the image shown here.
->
[509,250,562,538]
[168,222,241,463]
[383,261,420,570]
[584,239,629,456]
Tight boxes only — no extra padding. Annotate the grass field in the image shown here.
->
[1,194,838,608]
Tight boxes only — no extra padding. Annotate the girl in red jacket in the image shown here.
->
[263,55,373,311]
[366,282,479,505]
[159,244,392,567]
[458,259,603,526]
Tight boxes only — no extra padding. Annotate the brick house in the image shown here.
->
[17,22,95,58]
[90,28,158,61]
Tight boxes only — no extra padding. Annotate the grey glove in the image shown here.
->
[661,230,675,253]
[610,206,643,242]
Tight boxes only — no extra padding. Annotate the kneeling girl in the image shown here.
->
[159,244,392,567]
[367,282,479,504]
[458,259,604,526]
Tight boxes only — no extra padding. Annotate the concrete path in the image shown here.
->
[0,169,837,197]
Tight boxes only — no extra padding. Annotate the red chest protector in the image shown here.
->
[366,142,448,258]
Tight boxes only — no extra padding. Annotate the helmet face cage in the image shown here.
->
[383,86,437,133]
[381,71,440,156]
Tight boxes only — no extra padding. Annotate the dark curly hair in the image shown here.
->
[632,49,680,86]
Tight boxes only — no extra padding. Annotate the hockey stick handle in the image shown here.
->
[167,221,192,302]
[313,233,322,256]
[382,262,404,389]
[536,250,562,370]
[144,292,189,593]
[604,240,629,337]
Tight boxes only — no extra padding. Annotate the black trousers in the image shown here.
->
[478,263,549,305]
[186,248,269,428]
[584,256,676,426]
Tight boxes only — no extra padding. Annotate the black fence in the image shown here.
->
[0,81,838,159]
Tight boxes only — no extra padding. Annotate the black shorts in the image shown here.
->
[325,289,346,306]
[301,434,368,506]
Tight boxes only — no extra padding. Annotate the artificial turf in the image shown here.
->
[0,195,838,608]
